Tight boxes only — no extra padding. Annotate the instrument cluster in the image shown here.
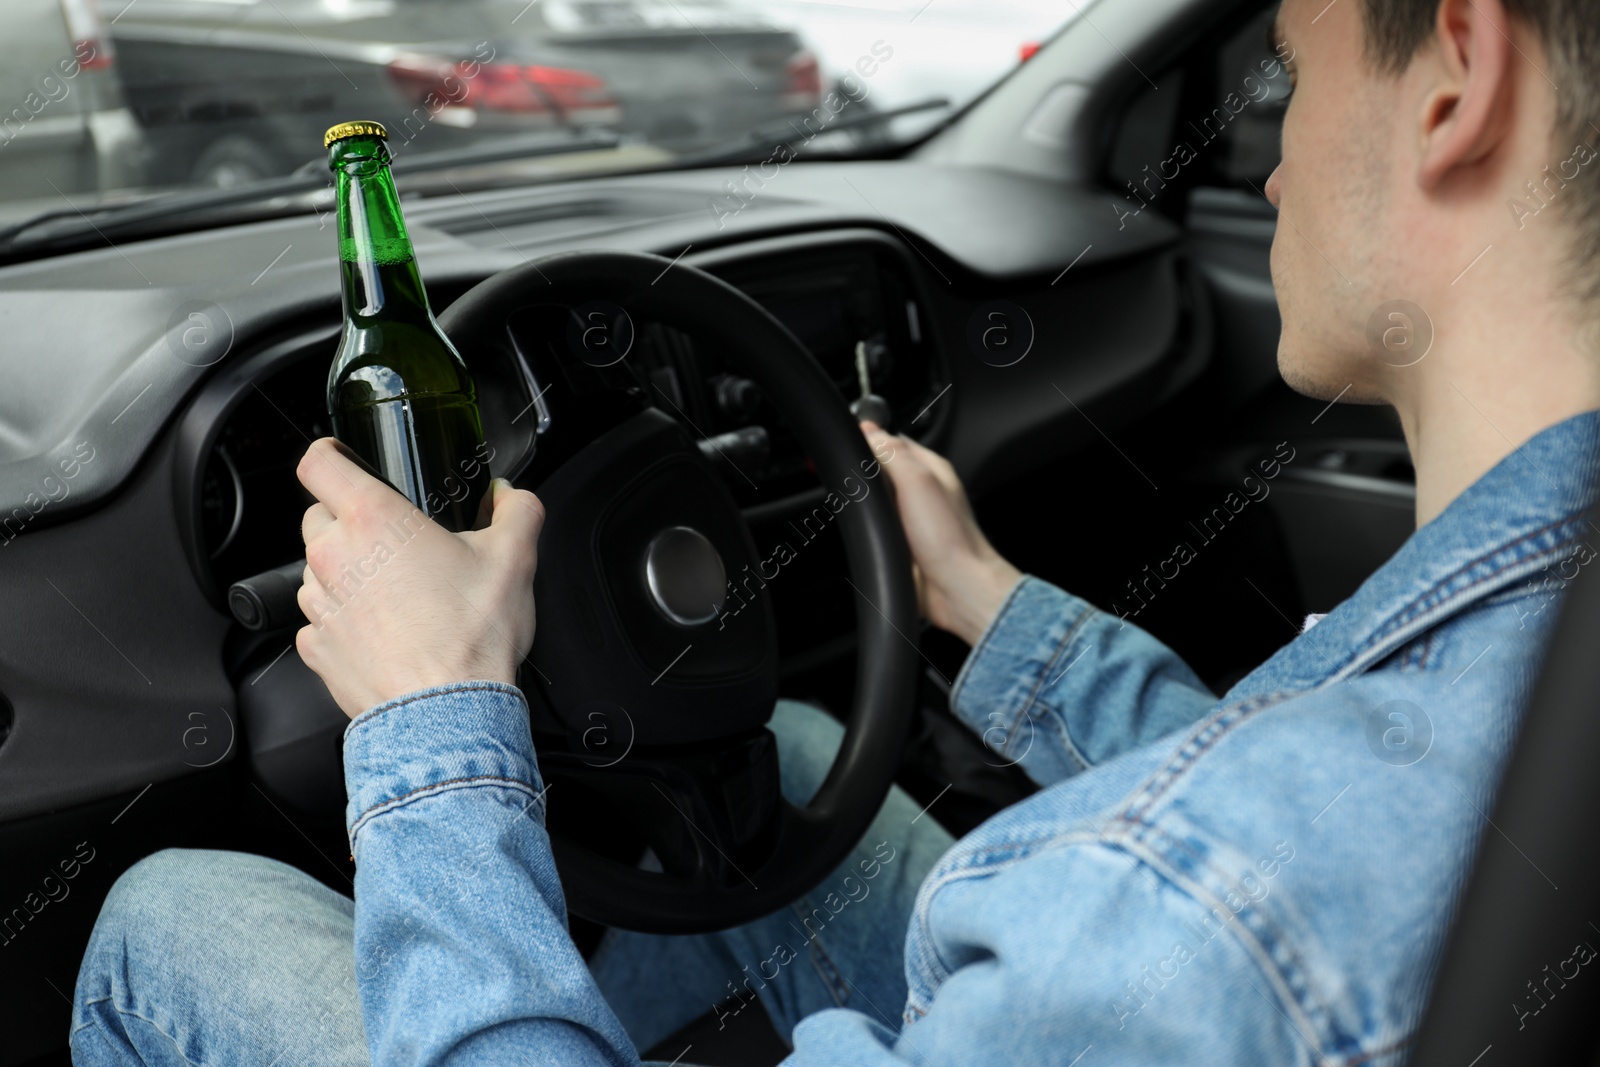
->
[191,233,947,599]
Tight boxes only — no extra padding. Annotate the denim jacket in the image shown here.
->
[340,410,1600,1066]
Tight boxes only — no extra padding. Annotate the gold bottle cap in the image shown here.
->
[324,120,388,147]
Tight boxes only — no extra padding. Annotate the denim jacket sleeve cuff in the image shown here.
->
[342,680,542,849]
[949,575,1095,747]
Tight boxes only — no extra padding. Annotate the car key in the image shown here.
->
[849,340,893,430]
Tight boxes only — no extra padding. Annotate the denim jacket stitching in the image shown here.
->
[907,824,1118,1000]
[1120,691,1301,822]
[1108,816,1348,1061]
[350,774,545,844]
[1479,583,1542,610]
[1040,710,1091,777]
[1001,609,1077,758]
[1316,523,1587,691]
[925,837,1050,873]
[1013,606,1098,772]
[1090,672,1475,1061]
[904,772,1300,991]
[80,999,215,1067]
[1349,516,1585,667]
[1342,1035,1415,1066]
[906,827,1119,1009]
[1373,643,1407,674]
[948,576,1033,710]
[1387,635,1426,672]
[347,682,524,735]
[907,819,1319,1035]
[1384,519,1578,630]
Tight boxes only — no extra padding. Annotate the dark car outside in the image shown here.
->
[109,0,821,187]
[0,0,144,200]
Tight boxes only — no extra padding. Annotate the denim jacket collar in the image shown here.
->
[1228,409,1600,701]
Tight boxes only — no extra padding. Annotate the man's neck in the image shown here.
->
[1395,314,1600,528]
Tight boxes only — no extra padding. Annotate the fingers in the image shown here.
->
[861,423,924,499]
[869,423,962,496]
[860,421,902,468]
[302,501,335,545]
[295,562,334,632]
[489,479,545,536]
[478,479,545,573]
[296,438,391,519]
[862,421,940,486]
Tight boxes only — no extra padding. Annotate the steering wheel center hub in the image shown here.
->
[645,526,726,627]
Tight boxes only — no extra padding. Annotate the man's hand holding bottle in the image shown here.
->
[294,437,545,719]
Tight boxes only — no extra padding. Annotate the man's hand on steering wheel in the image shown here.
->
[860,421,1022,647]
[293,436,546,719]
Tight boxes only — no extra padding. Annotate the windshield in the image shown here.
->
[0,0,1078,230]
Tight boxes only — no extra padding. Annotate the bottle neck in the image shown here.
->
[331,138,429,321]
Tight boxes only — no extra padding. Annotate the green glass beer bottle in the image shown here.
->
[324,120,490,533]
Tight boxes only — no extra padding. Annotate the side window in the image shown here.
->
[1209,7,1293,187]
[1105,5,1291,223]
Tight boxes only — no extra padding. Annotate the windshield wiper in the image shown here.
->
[0,131,622,259]
[677,97,952,168]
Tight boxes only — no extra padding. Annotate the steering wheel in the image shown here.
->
[437,250,920,934]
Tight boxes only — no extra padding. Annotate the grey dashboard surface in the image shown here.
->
[0,158,1195,821]
[0,160,1177,526]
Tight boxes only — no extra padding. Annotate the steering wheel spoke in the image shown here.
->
[539,730,783,890]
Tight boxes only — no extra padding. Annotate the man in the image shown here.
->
[71,0,1600,1062]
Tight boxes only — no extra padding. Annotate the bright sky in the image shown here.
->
[753,0,1083,118]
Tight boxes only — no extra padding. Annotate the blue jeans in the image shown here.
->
[70,701,954,1065]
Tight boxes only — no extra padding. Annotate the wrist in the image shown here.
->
[938,554,1023,647]
[364,660,519,715]
[353,674,522,723]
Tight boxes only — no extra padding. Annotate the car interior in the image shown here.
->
[2,0,1596,1063]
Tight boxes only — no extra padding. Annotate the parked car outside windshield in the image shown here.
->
[0,0,142,201]
[0,0,1080,234]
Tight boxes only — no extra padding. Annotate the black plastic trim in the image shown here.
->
[171,320,340,604]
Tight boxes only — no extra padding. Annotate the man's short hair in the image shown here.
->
[1361,0,1600,322]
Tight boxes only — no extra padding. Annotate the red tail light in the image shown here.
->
[785,51,822,96]
[782,50,821,110]
[1019,42,1042,63]
[388,55,483,109]
[388,56,618,118]
[58,0,114,70]
[470,63,550,113]
[525,65,616,112]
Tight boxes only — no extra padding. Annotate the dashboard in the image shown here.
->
[188,232,949,601]
[0,158,1201,827]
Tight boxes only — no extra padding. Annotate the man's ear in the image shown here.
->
[1418,0,1514,189]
